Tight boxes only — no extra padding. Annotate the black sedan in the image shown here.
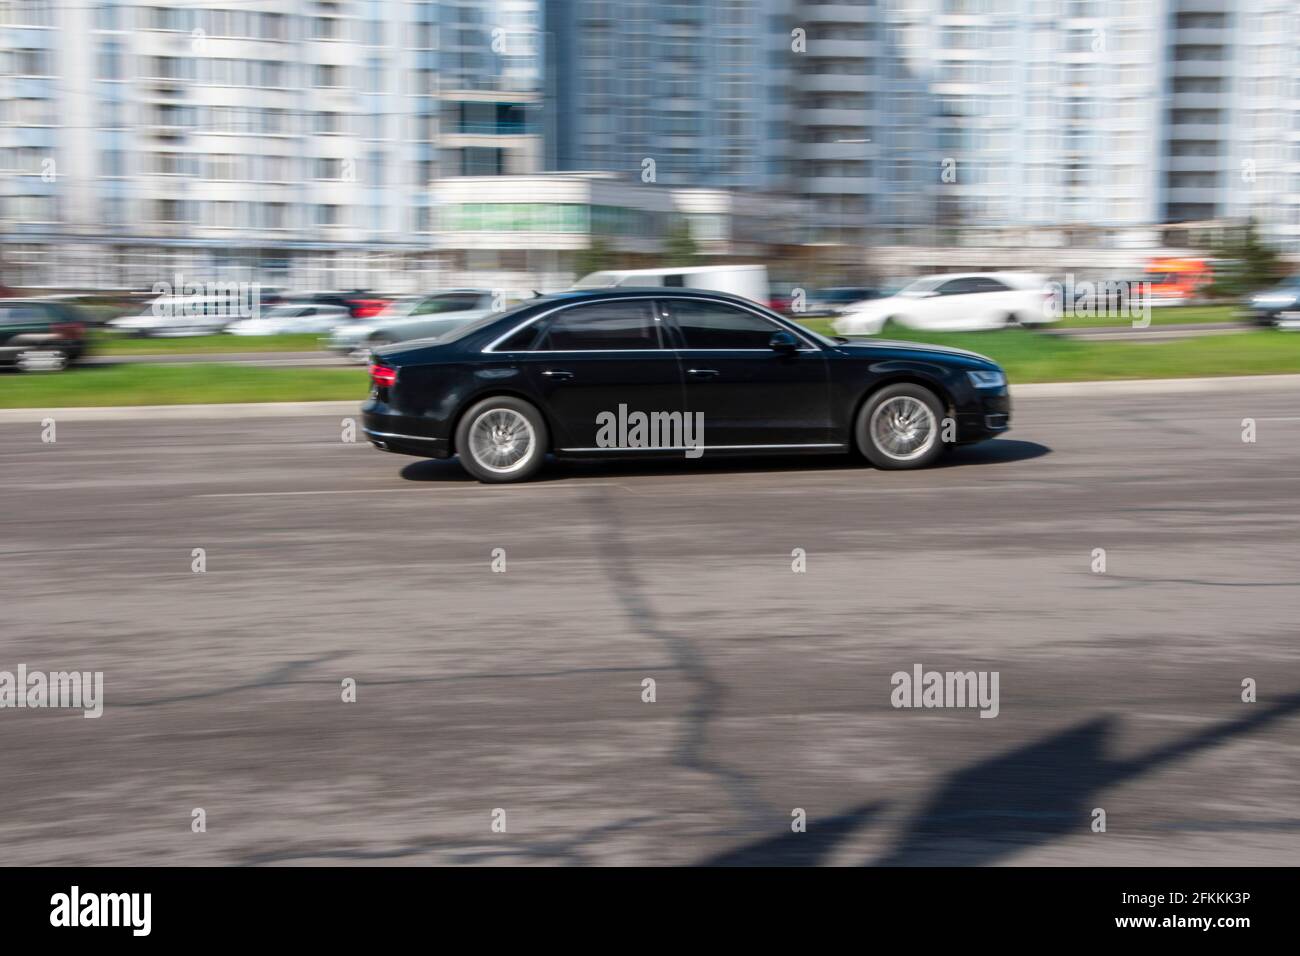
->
[362,288,1011,483]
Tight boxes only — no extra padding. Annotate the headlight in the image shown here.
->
[967,369,1006,389]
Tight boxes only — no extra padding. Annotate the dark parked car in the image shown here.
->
[802,286,884,316]
[301,290,392,319]
[0,299,89,371]
[361,288,1010,483]
[1245,275,1300,326]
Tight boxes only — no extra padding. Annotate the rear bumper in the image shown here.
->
[362,404,451,459]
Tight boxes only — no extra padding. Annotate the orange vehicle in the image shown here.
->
[1144,257,1211,306]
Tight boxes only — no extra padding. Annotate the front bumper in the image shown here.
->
[955,387,1011,443]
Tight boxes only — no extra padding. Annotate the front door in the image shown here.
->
[661,297,833,450]
[519,298,687,451]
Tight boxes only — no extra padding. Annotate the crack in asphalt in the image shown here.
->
[115,656,672,708]
[239,814,661,866]
[585,486,770,824]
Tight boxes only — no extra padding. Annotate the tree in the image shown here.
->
[662,219,699,266]
[1206,218,1287,298]
[573,237,616,279]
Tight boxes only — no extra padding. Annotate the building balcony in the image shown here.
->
[1165,186,1222,204]
[800,73,875,93]
[805,39,878,58]
[802,5,873,23]
[802,108,876,126]
[1165,154,1227,172]
[1166,123,1229,140]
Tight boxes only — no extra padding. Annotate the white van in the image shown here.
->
[572,264,768,305]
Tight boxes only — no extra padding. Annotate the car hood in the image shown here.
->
[833,337,999,368]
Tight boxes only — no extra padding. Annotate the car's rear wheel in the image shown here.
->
[856,383,947,470]
[455,396,549,483]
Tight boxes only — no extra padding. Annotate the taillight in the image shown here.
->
[51,322,85,338]
[369,364,397,388]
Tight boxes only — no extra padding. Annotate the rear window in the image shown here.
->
[540,301,661,350]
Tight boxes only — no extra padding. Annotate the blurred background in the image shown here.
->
[5,2,1300,870]
[2,0,1300,378]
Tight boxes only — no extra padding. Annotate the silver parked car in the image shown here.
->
[327,290,498,362]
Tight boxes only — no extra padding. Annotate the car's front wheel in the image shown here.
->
[455,396,549,483]
[855,383,947,469]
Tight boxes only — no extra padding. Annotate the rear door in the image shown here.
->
[662,297,833,449]
[518,298,686,451]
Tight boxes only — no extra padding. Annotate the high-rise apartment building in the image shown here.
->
[545,0,1300,251]
[1160,0,1300,251]
[543,1,798,191]
[0,0,541,289]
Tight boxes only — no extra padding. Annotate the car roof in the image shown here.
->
[916,272,1042,281]
[585,265,765,277]
[533,286,767,308]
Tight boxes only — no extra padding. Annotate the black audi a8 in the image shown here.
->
[362,288,1011,483]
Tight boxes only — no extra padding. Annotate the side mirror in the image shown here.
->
[769,330,799,353]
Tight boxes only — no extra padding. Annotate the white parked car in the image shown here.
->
[225,303,352,336]
[327,290,499,362]
[832,273,1055,335]
[107,295,250,337]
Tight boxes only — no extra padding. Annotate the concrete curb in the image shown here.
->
[1011,373,1300,398]
[0,401,362,423]
[2,374,1300,423]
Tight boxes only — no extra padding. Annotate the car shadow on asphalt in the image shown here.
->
[397,438,1052,483]
[697,690,1300,866]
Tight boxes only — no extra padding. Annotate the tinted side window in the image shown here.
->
[670,300,783,349]
[937,278,978,295]
[497,322,542,351]
[971,277,1009,293]
[541,300,661,350]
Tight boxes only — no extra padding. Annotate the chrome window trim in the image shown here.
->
[364,428,443,443]
[559,443,846,452]
[483,295,664,354]
[658,295,824,352]
[483,293,824,354]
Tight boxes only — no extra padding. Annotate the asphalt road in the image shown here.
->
[3,383,1299,866]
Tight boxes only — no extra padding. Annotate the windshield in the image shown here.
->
[898,277,944,296]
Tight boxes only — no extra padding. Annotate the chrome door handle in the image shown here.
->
[687,368,719,378]
[541,370,574,380]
